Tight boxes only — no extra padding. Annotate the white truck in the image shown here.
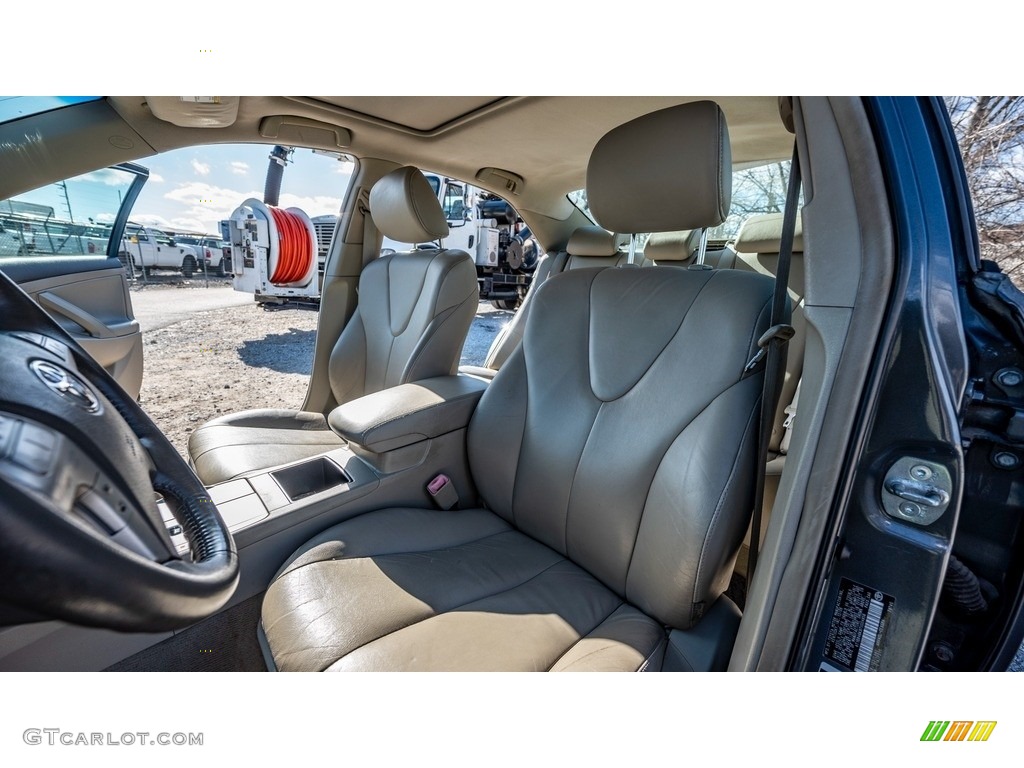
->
[119,224,200,277]
[174,234,229,276]
[379,173,540,309]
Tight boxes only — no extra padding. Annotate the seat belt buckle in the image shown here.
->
[782,405,797,430]
[427,473,459,511]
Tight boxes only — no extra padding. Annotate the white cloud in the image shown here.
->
[230,161,249,175]
[151,181,343,233]
[149,173,165,183]
[190,159,211,176]
[79,168,129,186]
[278,192,343,218]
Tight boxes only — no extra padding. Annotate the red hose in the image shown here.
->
[268,207,313,284]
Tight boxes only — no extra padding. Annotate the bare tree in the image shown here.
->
[946,96,1024,285]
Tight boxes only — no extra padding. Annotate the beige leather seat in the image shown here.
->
[260,101,785,672]
[464,225,629,378]
[188,167,479,485]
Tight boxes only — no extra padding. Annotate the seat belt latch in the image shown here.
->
[427,474,459,510]
[744,323,796,373]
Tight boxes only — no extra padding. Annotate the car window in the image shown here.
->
[0,167,137,260]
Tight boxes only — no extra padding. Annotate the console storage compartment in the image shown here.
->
[271,457,351,501]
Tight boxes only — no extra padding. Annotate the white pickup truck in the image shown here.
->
[119,224,199,277]
[174,234,228,276]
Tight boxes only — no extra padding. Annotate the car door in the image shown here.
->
[748,97,1024,672]
[0,162,148,399]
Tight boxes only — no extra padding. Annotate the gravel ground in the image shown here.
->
[134,281,511,459]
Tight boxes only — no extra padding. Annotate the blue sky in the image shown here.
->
[129,144,354,235]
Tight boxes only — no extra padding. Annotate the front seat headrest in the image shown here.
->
[643,230,702,262]
[587,101,732,234]
[566,225,627,256]
[369,166,449,244]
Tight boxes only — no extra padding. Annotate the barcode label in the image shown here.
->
[823,579,896,672]
[854,596,885,671]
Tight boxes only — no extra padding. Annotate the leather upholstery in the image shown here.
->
[735,212,804,254]
[189,410,343,487]
[262,99,775,672]
[328,375,487,453]
[262,507,666,671]
[368,166,449,243]
[188,171,478,485]
[478,226,629,374]
[644,229,700,262]
[566,225,628,256]
[588,101,732,234]
[468,267,776,629]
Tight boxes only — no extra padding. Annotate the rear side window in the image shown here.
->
[0,167,136,260]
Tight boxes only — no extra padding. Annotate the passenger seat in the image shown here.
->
[188,167,479,486]
[462,225,629,378]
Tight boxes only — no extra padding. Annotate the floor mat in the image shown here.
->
[106,594,267,672]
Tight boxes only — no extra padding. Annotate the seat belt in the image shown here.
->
[746,141,801,580]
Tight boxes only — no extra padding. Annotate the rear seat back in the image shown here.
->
[730,212,805,454]
[475,225,630,374]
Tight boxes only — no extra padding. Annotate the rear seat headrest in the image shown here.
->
[369,166,449,244]
[734,212,803,254]
[587,101,731,234]
[566,225,627,257]
[643,230,702,262]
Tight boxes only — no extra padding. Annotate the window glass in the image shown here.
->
[0,167,136,259]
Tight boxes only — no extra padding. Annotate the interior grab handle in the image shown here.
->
[37,291,113,339]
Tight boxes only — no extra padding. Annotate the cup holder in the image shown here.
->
[270,457,351,501]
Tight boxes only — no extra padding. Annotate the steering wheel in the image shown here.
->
[0,271,238,632]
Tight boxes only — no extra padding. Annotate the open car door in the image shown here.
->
[0,160,147,399]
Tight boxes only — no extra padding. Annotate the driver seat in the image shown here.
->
[260,101,783,671]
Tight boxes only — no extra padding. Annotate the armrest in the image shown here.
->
[328,375,488,453]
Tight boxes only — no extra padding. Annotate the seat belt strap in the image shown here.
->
[780,379,802,455]
[747,140,801,580]
[357,188,378,267]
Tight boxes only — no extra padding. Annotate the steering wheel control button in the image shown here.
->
[12,424,56,475]
[30,359,100,413]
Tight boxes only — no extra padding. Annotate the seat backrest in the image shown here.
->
[327,167,478,406]
[644,229,733,269]
[481,225,629,373]
[468,101,782,631]
[730,213,805,453]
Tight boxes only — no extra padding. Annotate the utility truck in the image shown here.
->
[380,173,540,309]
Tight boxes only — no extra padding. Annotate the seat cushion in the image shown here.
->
[261,507,667,672]
[188,409,343,485]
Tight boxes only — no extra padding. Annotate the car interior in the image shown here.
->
[0,96,901,671]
